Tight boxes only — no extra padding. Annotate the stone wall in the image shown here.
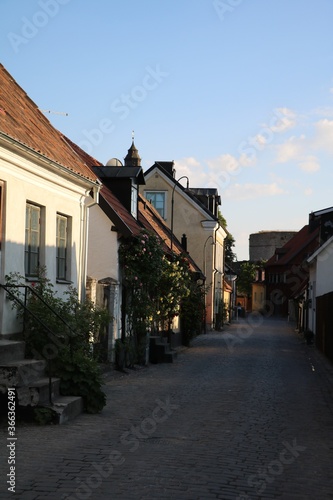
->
[249,231,297,262]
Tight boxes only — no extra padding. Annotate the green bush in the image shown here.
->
[52,348,106,413]
[5,268,109,414]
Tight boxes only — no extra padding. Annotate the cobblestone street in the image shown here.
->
[1,317,333,499]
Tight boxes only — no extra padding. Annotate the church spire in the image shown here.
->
[124,131,141,167]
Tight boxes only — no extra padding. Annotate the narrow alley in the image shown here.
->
[1,317,333,499]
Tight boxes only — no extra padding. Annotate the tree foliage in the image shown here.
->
[225,234,237,265]
[218,211,236,264]
[119,230,202,359]
[237,262,257,297]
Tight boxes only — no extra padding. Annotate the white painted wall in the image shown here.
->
[87,204,119,281]
[315,240,333,297]
[0,143,95,335]
[308,237,333,334]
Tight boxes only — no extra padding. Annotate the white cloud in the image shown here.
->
[175,156,217,187]
[224,182,286,201]
[298,155,320,173]
[304,188,313,196]
[206,153,239,173]
[275,136,304,163]
[274,135,320,173]
[313,118,333,154]
[311,106,333,118]
[239,152,255,167]
[270,107,297,133]
[253,133,268,147]
[174,151,258,193]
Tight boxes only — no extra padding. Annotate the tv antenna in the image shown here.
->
[39,109,68,116]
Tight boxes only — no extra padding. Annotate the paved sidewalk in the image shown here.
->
[1,317,333,499]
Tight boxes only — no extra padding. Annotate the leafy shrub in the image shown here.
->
[52,348,106,413]
[5,268,109,414]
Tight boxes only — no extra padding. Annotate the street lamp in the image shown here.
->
[203,235,215,280]
[171,175,189,250]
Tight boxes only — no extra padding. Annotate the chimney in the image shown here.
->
[181,233,187,252]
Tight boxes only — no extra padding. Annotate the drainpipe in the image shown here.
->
[79,183,100,302]
[213,222,219,329]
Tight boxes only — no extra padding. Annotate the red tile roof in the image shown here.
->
[265,224,319,267]
[64,136,143,238]
[0,64,98,183]
[100,185,142,237]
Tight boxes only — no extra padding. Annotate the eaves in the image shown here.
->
[0,132,100,189]
[144,166,219,222]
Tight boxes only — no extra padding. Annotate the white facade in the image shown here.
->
[86,203,121,360]
[0,137,98,336]
[307,235,333,334]
[87,205,119,281]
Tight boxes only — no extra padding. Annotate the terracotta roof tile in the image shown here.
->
[0,64,98,183]
[100,185,142,237]
[265,224,320,267]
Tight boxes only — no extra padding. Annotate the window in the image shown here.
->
[145,191,166,219]
[25,203,40,276]
[131,184,138,218]
[56,214,71,281]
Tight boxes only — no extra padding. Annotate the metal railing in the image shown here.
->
[0,283,76,405]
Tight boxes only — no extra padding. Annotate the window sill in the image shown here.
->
[56,279,73,285]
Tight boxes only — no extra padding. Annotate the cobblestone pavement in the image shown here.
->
[1,317,333,500]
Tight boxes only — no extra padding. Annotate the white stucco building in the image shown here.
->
[0,64,100,336]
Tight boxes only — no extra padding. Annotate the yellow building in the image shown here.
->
[141,161,227,331]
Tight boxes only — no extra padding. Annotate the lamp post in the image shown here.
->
[170,175,189,250]
[203,234,215,333]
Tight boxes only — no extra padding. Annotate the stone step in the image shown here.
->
[149,336,176,363]
[16,377,61,406]
[51,395,84,424]
[0,359,46,387]
[0,339,25,363]
[20,395,84,425]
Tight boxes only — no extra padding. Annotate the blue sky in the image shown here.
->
[2,0,333,260]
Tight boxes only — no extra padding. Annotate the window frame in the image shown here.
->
[56,212,72,282]
[131,183,138,218]
[25,203,41,277]
[144,190,167,219]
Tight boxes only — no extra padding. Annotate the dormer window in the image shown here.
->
[144,191,166,219]
[131,183,138,218]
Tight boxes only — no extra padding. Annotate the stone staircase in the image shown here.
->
[0,337,83,424]
[149,335,177,364]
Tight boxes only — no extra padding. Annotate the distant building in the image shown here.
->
[249,231,297,262]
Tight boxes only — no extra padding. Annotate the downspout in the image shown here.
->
[79,183,100,302]
[213,221,220,329]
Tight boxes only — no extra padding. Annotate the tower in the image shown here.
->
[124,138,141,167]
